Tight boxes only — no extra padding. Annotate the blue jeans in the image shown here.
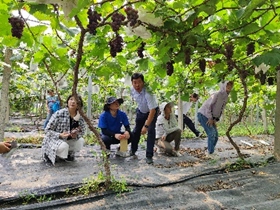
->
[197,112,218,154]
[132,108,158,158]
[43,110,54,129]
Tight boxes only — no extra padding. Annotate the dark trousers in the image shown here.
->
[101,132,132,150]
[132,108,158,158]
[177,114,200,136]
[158,129,181,154]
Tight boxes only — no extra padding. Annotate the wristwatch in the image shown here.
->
[144,124,149,128]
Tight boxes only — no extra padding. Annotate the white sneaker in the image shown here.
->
[197,133,203,138]
[116,150,129,157]
[174,150,182,157]
[205,152,218,159]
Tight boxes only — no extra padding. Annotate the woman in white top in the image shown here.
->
[156,102,182,157]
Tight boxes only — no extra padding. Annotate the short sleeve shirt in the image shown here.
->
[98,110,130,134]
[130,87,158,113]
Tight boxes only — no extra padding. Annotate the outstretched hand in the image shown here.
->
[0,142,11,154]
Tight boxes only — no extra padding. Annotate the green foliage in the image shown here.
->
[84,134,99,145]
[109,176,131,197]
[19,190,55,205]
[253,49,280,67]
[225,158,252,172]
[0,0,278,121]
[36,194,55,203]
[182,123,274,138]
[79,174,101,196]
[19,190,36,205]
[218,124,275,137]
[78,171,130,196]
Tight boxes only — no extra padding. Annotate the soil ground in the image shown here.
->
[0,117,278,210]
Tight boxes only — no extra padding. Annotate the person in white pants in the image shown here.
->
[42,94,86,165]
[56,138,85,160]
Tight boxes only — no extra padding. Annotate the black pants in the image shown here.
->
[177,114,200,137]
[101,132,132,150]
[132,108,159,158]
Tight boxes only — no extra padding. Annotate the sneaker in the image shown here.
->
[116,150,129,157]
[129,150,136,156]
[66,151,75,161]
[146,157,154,164]
[159,147,166,153]
[174,150,182,157]
[205,152,218,159]
[197,133,203,138]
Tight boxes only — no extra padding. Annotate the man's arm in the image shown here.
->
[145,108,156,126]
[141,108,156,135]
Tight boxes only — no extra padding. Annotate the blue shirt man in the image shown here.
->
[130,73,158,164]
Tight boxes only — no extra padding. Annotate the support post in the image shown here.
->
[274,70,280,161]
[0,48,12,142]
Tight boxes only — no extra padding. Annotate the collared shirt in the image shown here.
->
[131,87,158,113]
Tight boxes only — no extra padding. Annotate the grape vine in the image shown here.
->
[109,35,123,57]
[8,17,25,39]
[247,42,255,56]
[166,61,174,76]
[259,72,267,85]
[224,42,234,60]
[184,48,191,65]
[111,13,126,32]
[137,42,146,58]
[199,59,206,73]
[87,8,101,35]
[124,7,139,27]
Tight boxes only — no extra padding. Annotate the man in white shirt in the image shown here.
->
[130,73,159,164]
[175,93,201,137]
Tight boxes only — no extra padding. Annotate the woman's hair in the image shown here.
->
[131,72,144,82]
[227,81,234,86]
[48,89,54,94]
[66,94,84,108]
[103,104,110,112]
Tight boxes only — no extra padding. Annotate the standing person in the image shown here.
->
[42,95,86,165]
[43,89,59,129]
[98,96,132,157]
[130,73,159,164]
[197,81,234,158]
[156,102,182,157]
[175,93,201,137]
